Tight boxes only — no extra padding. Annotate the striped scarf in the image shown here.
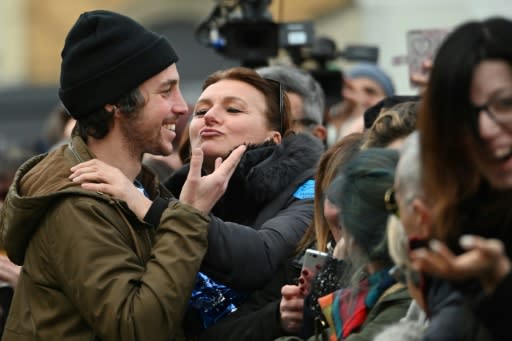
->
[318,268,395,340]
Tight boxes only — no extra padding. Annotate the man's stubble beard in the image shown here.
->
[119,111,169,161]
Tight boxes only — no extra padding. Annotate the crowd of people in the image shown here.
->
[0,8,510,341]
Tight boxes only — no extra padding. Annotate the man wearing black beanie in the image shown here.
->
[0,10,245,341]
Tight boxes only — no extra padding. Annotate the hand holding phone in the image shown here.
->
[407,28,450,87]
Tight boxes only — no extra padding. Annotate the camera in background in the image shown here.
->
[195,0,380,107]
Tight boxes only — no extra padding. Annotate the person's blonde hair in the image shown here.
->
[295,133,363,253]
[362,101,418,149]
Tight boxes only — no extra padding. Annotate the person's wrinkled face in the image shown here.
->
[394,185,417,238]
[471,60,512,189]
[287,92,311,133]
[347,77,387,109]
[120,64,188,158]
[190,79,279,164]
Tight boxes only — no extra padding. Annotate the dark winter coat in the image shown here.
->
[165,133,324,291]
[474,270,512,340]
[422,278,495,341]
[165,133,323,339]
[196,254,304,341]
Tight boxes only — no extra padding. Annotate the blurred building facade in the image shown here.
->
[0,0,349,87]
[0,0,510,147]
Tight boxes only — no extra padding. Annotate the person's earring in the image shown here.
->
[104,104,117,113]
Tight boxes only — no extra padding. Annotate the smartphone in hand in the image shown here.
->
[302,249,329,278]
[407,28,450,87]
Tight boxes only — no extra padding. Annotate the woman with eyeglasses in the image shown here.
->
[69,66,325,337]
[411,17,512,340]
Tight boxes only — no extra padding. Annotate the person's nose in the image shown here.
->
[171,88,189,117]
[203,106,220,126]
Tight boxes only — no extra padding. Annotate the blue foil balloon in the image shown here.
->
[189,272,247,328]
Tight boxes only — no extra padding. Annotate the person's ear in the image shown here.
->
[104,104,118,114]
[270,131,282,144]
[411,198,432,239]
[312,125,327,142]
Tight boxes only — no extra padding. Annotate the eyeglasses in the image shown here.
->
[384,187,399,217]
[264,78,284,134]
[292,118,319,129]
[472,95,512,131]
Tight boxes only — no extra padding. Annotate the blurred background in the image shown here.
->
[0,0,510,149]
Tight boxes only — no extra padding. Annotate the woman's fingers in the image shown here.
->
[409,240,457,278]
[70,171,106,184]
[80,182,110,193]
[280,285,304,333]
[69,159,120,182]
[460,235,504,255]
[410,236,511,288]
[281,284,302,299]
[180,145,246,213]
[186,148,204,183]
[69,166,98,180]
[216,145,246,178]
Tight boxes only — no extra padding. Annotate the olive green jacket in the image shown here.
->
[0,135,209,341]
[343,284,411,341]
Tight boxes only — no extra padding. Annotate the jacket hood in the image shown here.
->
[0,137,115,265]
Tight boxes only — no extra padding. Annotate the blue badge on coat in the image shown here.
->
[293,179,315,200]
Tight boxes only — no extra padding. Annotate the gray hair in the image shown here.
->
[395,130,423,205]
[256,65,325,126]
[386,215,410,268]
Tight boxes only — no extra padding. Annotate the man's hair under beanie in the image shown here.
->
[346,62,395,97]
[59,10,179,119]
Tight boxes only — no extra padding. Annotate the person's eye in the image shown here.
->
[227,107,242,113]
[161,88,172,97]
[194,108,208,116]
[364,87,378,96]
[494,97,512,112]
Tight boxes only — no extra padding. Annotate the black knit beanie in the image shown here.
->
[59,10,179,119]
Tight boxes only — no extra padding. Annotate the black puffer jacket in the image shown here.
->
[165,133,324,290]
[423,278,495,340]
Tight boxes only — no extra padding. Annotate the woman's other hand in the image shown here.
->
[410,235,511,294]
[69,159,152,219]
[280,284,305,333]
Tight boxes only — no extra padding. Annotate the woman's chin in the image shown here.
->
[197,144,228,160]
[487,175,512,190]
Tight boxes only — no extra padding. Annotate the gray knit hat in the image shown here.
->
[346,63,395,97]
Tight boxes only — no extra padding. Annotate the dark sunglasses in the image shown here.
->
[384,187,399,217]
[263,78,284,134]
[293,118,318,128]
